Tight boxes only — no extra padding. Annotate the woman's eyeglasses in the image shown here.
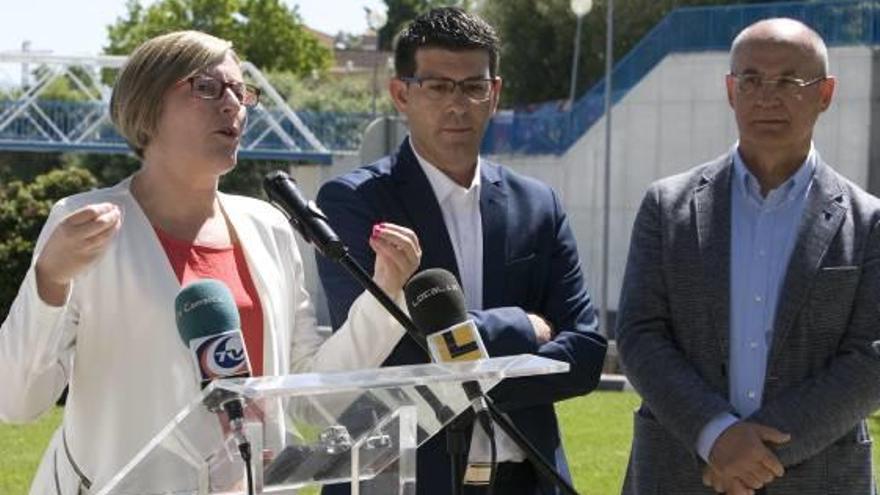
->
[187,75,261,107]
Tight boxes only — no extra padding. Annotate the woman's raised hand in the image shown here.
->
[35,203,122,305]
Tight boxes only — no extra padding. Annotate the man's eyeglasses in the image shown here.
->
[187,75,261,107]
[729,73,826,98]
[399,76,498,102]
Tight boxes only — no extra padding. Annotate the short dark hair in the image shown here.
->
[393,7,500,78]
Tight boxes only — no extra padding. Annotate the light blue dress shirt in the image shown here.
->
[695,144,816,461]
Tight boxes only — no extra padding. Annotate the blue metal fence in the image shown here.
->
[0,100,371,162]
[481,0,880,156]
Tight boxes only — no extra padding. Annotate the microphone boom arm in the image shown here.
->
[337,252,429,353]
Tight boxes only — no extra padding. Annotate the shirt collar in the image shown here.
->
[410,138,481,204]
[732,142,816,207]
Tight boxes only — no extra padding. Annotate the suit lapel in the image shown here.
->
[768,160,847,362]
[391,138,460,279]
[694,156,733,359]
[480,161,508,309]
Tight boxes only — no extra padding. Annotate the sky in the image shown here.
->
[0,0,387,56]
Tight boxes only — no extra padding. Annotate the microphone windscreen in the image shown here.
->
[175,279,241,342]
[263,171,301,222]
[406,270,489,423]
[175,279,250,385]
[404,268,468,336]
[263,170,347,261]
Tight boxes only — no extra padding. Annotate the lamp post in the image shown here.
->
[21,40,31,89]
[601,0,614,337]
[365,5,388,118]
[568,0,593,107]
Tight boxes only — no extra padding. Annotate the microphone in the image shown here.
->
[263,171,347,261]
[175,279,251,388]
[408,269,579,495]
[404,268,493,435]
[263,169,459,434]
[175,279,253,465]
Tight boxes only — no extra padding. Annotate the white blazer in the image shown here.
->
[0,177,407,494]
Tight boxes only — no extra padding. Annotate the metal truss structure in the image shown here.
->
[0,51,332,163]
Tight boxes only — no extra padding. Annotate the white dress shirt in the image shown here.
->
[411,140,526,464]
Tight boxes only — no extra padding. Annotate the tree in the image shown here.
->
[237,0,332,75]
[479,0,795,107]
[379,0,478,50]
[480,0,583,107]
[63,153,140,187]
[0,155,283,320]
[0,152,65,184]
[105,0,332,75]
[0,167,98,319]
[267,71,394,113]
[22,65,100,103]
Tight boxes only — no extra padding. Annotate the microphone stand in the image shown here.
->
[336,252,428,352]
[265,172,579,495]
[332,251,578,495]
[336,252,475,495]
[264,171,455,423]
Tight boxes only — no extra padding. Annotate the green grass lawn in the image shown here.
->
[560,393,880,494]
[557,391,642,494]
[1,394,877,494]
[0,407,62,494]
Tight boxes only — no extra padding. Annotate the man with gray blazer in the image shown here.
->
[617,18,880,495]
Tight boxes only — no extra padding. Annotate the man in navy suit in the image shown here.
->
[315,7,606,495]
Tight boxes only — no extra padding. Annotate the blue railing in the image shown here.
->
[0,100,373,162]
[297,110,374,152]
[481,0,880,155]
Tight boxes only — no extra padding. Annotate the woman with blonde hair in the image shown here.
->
[0,30,421,494]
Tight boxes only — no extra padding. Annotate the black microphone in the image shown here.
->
[405,270,580,495]
[263,171,347,261]
[404,269,494,435]
[263,169,460,436]
[175,279,253,465]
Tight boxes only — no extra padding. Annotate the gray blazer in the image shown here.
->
[616,153,880,495]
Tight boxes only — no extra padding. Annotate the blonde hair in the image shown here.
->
[110,30,238,158]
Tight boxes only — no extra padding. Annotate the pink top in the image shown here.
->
[155,227,265,376]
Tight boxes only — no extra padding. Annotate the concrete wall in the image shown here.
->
[494,46,874,315]
[293,46,876,326]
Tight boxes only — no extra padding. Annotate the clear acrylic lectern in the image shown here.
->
[92,355,568,495]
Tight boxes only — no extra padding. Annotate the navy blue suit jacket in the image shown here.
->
[316,138,607,495]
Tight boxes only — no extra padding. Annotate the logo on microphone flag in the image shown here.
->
[189,330,250,382]
[427,321,487,363]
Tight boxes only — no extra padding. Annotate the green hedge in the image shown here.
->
[0,166,98,319]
